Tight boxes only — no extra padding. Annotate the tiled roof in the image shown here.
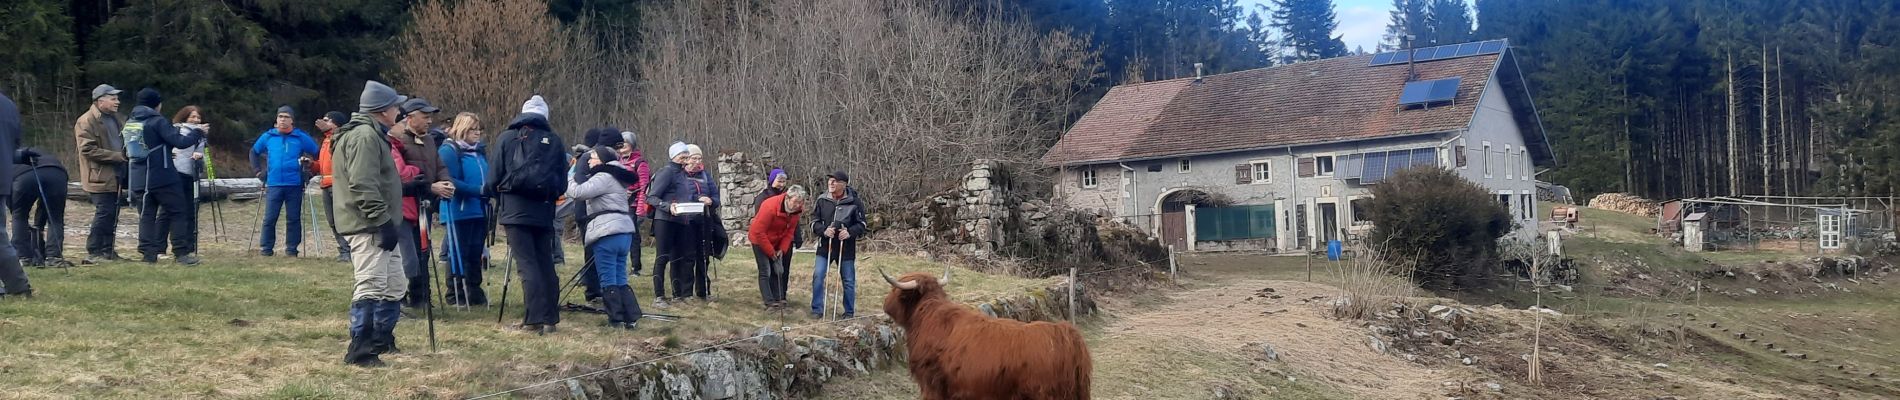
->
[1041,52,1505,166]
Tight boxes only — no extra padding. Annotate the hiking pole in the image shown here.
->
[29,166,66,273]
[495,198,515,324]
[446,217,467,310]
[422,215,439,353]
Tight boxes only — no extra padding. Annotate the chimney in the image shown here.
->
[1194,63,1205,81]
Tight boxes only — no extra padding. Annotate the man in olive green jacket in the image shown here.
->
[74,84,128,263]
[332,80,409,368]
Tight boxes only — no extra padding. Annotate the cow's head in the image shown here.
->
[880,266,951,326]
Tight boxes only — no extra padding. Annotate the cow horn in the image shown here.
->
[880,266,919,290]
[938,265,951,286]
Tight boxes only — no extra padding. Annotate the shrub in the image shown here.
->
[1363,167,1513,290]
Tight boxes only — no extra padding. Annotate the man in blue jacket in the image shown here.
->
[0,91,34,298]
[250,106,320,257]
[126,88,204,265]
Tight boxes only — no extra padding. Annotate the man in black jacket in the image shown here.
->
[125,88,204,265]
[0,92,33,298]
[484,95,567,335]
[12,147,69,268]
[808,170,866,319]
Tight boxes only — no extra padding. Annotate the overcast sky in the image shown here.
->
[1240,0,1394,53]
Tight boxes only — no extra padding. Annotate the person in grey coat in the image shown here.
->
[566,145,644,329]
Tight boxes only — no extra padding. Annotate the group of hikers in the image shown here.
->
[0,82,869,369]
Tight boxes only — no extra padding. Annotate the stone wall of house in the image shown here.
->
[717,152,772,246]
[1053,164,1124,215]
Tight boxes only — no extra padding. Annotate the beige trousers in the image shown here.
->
[347,233,408,302]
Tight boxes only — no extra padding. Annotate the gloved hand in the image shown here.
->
[377,220,402,251]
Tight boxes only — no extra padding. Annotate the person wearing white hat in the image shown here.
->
[485,94,569,335]
[645,141,718,305]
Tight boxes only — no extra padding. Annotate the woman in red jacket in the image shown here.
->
[747,184,808,310]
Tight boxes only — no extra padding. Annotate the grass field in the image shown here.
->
[0,199,1044,399]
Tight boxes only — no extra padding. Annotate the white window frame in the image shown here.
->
[1819,214,1842,249]
[1482,141,1493,178]
[1522,152,1532,181]
[1081,168,1098,188]
[1178,158,1192,174]
[1315,155,1335,177]
[1504,145,1515,180]
[1520,193,1533,220]
[1249,160,1272,184]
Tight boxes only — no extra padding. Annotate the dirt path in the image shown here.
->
[1095,278,1472,399]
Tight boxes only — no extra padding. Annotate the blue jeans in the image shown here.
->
[260,186,303,254]
[593,234,633,287]
[811,255,856,317]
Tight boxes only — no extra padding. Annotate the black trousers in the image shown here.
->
[506,224,560,326]
[0,195,30,295]
[656,219,705,299]
[581,245,600,301]
[179,174,199,255]
[753,246,791,305]
[446,218,489,306]
[402,219,437,308]
[87,192,121,256]
[12,168,68,263]
[134,184,193,258]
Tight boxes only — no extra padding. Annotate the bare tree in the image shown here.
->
[633,0,1103,207]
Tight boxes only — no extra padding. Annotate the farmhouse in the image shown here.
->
[1042,39,1553,252]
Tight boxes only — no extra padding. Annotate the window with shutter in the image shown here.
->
[1298,157,1316,177]
[1455,145,1467,167]
[1234,164,1251,184]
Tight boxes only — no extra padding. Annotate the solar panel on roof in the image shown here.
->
[1478,40,1505,53]
[1456,43,1481,57]
[1390,50,1412,63]
[1398,77,1461,107]
[1427,77,1462,101]
[1371,52,1395,65]
[1428,45,1455,59]
[1398,80,1438,105]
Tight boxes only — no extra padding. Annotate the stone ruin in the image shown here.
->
[895,160,1166,275]
[716,151,772,247]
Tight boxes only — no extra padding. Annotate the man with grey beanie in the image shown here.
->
[332,80,410,367]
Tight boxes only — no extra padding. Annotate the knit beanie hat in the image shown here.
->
[668,141,689,159]
[137,88,162,108]
[358,81,405,112]
[768,168,785,186]
[686,144,703,157]
[521,95,549,118]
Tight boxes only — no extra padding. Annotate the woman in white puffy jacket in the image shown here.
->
[566,145,646,330]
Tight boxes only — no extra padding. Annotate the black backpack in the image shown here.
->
[498,127,566,201]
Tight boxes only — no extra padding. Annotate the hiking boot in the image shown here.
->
[0,290,34,299]
[259,250,274,257]
[44,258,74,268]
[653,297,669,309]
[334,253,351,263]
[24,259,43,268]
[101,252,126,261]
[141,254,159,264]
[175,254,202,266]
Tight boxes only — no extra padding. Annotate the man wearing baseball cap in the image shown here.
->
[391,97,452,310]
[74,84,129,264]
[809,169,865,319]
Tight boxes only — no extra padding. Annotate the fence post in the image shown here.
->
[1068,267,1077,320]
[1168,245,1177,282]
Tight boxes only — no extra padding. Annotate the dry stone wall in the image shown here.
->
[716,152,772,247]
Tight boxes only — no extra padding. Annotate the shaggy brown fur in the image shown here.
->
[882,271,1093,400]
